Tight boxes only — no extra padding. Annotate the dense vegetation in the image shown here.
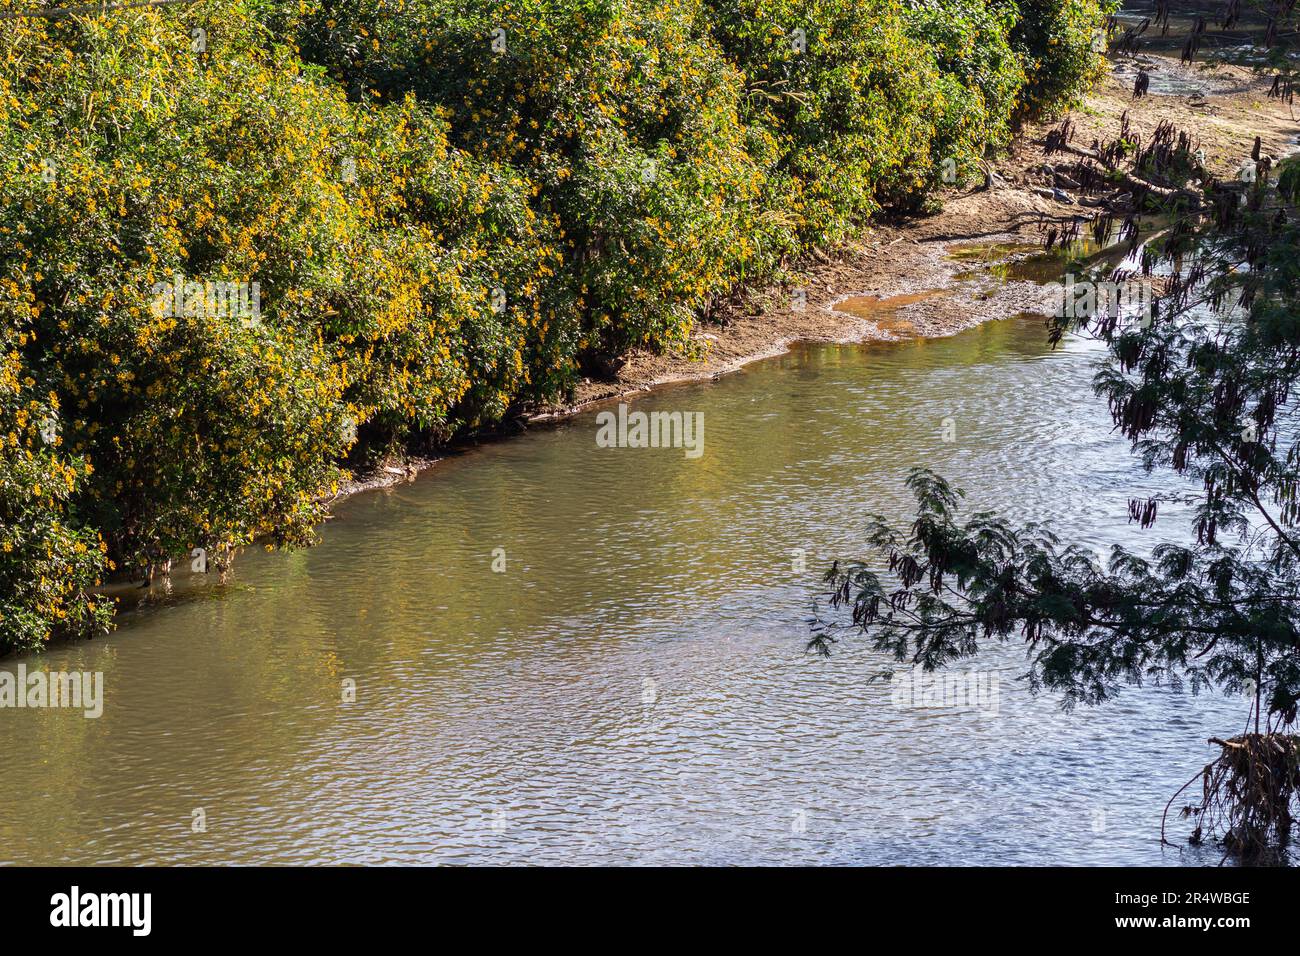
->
[0,0,1108,652]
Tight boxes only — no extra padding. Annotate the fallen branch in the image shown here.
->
[1043,118,1202,209]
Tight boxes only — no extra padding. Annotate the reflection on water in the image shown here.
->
[0,314,1255,865]
[950,226,1142,287]
[1113,7,1299,76]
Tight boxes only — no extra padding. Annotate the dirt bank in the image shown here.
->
[346,52,1297,493]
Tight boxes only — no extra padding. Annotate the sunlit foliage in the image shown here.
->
[0,0,1107,650]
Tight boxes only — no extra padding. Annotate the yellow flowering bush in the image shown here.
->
[0,11,351,574]
[0,331,112,651]
[293,0,776,358]
[0,4,561,605]
[899,0,1027,200]
[1010,0,1116,116]
[702,0,949,241]
[0,0,1107,649]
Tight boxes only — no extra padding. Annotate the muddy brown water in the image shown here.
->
[0,245,1263,865]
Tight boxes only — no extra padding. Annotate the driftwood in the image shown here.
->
[1162,733,1300,861]
[1048,140,1193,204]
[1041,116,1206,214]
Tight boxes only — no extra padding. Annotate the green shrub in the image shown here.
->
[902,0,1027,193]
[1006,0,1112,116]
[701,1,939,238]
[289,0,775,360]
[0,6,560,577]
[0,334,112,653]
[0,0,1109,650]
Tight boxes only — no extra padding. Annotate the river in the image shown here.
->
[0,287,1256,865]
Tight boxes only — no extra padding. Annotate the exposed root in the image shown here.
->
[1163,733,1300,862]
[1043,114,1204,212]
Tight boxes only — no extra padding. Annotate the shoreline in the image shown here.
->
[54,52,1300,628]
[324,56,1298,501]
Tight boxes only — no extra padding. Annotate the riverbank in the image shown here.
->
[16,249,1252,866]
[8,0,1118,653]
[547,54,1297,413]
[343,52,1297,496]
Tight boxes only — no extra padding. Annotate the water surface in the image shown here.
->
[0,313,1252,865]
